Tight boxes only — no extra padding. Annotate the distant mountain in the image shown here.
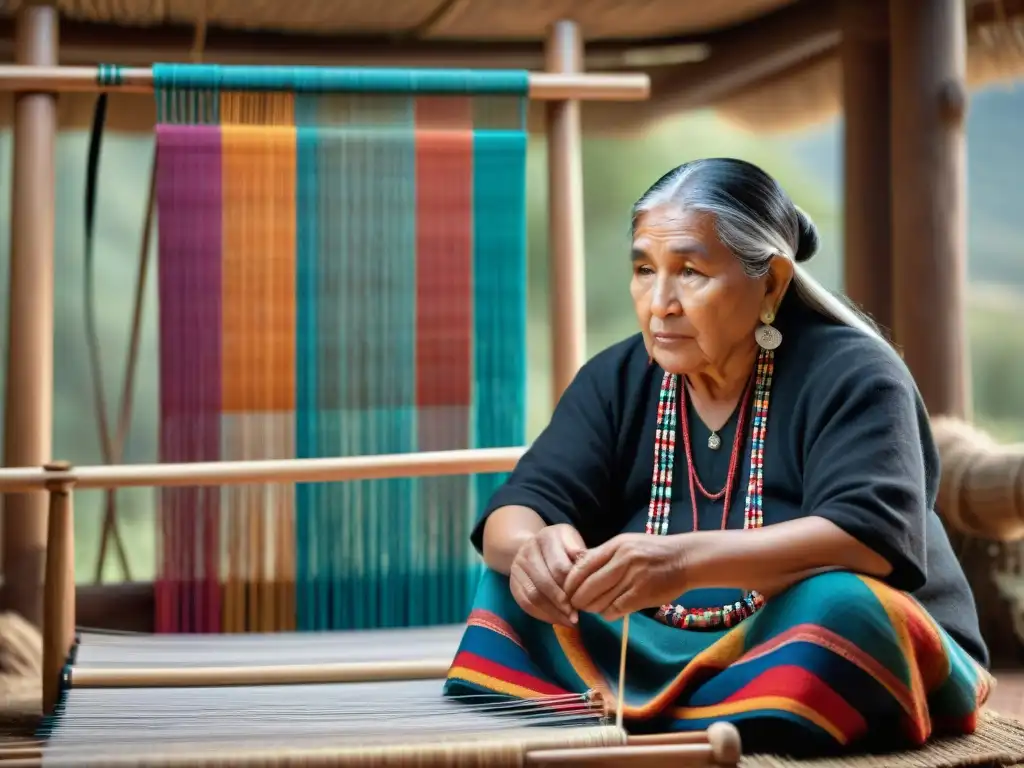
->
[778,85,1024,288]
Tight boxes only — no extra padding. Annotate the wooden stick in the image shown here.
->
[0,446,525,493]
[527,742,718,766]
[0,746,42,760]
[0,65,650,101]
[68,659,455,688]
[8,736,738,768]
[615,614,629,731]
[0,729,711,760]
[530,723,741,766]
[626,732,710,746]
[42,462,76,716]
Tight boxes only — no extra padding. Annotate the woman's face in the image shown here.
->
[630,205,781,376]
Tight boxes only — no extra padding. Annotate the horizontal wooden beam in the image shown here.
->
[0,7,841,134]
[970,0,1024,26]
[0,448,526,493]
[0,64,650,102]
[644,0,841,115]
[0,17,706,70]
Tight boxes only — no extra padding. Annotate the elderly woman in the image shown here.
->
[443,158,991,754]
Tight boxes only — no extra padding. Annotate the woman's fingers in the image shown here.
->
[569,559,623,612]
[540,530,578,588]
[556,525,588,562]
[574,576,623,616]
[526,541,575,614]
[510,561,574,627]
[564,539,618,599]
[538,541,580,624]
[601,586,642,621]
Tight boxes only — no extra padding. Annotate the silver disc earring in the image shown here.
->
[754,310,782,350]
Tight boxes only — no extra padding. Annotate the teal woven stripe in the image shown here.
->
[96,63,123,87]
[294,124,319,632]
[291,97,421,631]
[471,125,529,612]
[152,64,530,95]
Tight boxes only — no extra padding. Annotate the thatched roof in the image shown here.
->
[716,6,1024,133]
[4,0,796,41]
[0,0,1022,134]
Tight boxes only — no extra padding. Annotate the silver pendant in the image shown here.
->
[754,323,782,351]
[708,432,722,450]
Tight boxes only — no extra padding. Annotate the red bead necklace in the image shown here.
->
[679,373,755,533]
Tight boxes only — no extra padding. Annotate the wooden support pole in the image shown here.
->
[1,2,59,628]
[889,0,969,417]
[840,0,893,337]
[545,20,588,404]
[42,461,75,716]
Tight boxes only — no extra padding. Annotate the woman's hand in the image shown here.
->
[510,524,587,627]
[563,533,689,621]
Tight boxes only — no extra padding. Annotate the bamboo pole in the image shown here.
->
[0,446,525,493]
[0,65,650,101]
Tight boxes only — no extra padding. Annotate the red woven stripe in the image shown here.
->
[414,97,473,410]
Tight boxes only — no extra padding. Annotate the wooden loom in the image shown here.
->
[73,44,644,636]
[0,42,742,767]
[0,455,741,767]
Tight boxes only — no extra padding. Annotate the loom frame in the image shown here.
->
[0,456,743,767]
[0,5,647,633]
[0,9,749,765]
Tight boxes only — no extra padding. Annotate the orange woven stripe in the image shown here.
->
[220,125,297,412]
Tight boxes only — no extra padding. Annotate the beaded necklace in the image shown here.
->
[649,347,775,631]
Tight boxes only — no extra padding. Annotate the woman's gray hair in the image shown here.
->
[632,158,880,339]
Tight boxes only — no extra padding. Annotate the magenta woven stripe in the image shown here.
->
[154,125,224,635]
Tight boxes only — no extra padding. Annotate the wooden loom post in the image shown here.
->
[41,461,75,716]
[545,20,588,404]
[840,0,893,337]
[1,1,59,629]
[889,0,969,418]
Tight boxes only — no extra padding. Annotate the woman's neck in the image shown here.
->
[685,341,758,405]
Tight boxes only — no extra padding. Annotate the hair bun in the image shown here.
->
[794,207,820,263]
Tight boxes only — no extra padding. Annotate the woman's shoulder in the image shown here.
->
[788,312,914,393]
[778,311,933,447]
[565,333,652,408]
[577,333,649,382]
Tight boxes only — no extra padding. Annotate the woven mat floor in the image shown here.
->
[5,674,1024,767]
[0,674,39,746]
[742,711,1024,768]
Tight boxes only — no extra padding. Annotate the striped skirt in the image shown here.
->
[443,569,993,753]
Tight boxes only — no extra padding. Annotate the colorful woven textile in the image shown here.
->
[151,64,529,633]
[445,569,993,750]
